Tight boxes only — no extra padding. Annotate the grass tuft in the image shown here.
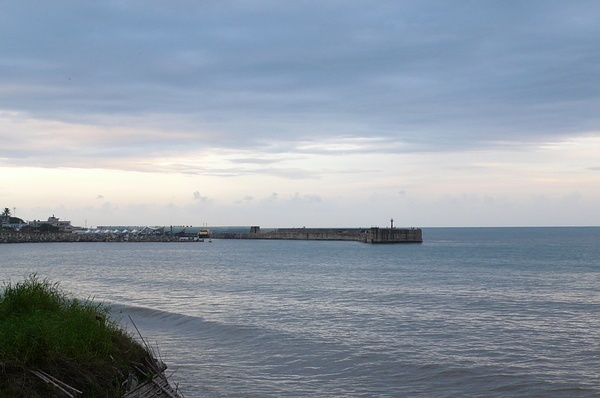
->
[0,274,154,397]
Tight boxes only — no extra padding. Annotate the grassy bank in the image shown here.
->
[0,275,155,397]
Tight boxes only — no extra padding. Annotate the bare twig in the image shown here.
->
[31,369,82,397]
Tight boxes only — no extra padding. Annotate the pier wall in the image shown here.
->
[367,227,423,243]
[212,227,422,243]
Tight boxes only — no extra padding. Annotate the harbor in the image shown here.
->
[1,225,422,244]
[2,213,422,244]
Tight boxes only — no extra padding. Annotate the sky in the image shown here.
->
[1,1,600,228]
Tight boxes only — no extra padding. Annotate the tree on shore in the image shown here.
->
[38,223,60,233]
[1,208,11,227]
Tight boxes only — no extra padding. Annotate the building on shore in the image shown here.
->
[28,215,75,233]
[1,217,27,231]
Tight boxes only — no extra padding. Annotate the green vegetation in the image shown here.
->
[36,223,59,233]
[1,207,26,230]
[0,275,153,397]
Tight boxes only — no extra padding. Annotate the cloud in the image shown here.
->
[3,2,600,227]
[264,193,278,202]
[193,191,210,202]
[290,192,322,203]
[96,195,104,200]
[1,1,599,162]
[228,158,282,165]
[235,195,255,204]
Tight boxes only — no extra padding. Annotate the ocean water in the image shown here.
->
[2,227,600,397]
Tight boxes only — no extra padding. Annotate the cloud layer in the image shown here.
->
[3,2,600,153]
[1,1,600,226]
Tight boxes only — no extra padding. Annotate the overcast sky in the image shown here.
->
[2,1,600,227]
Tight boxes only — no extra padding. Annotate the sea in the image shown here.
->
[2,227,599,397]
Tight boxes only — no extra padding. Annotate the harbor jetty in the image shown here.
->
[212,226,423,244]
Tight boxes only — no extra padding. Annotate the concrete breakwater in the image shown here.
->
[212,226,423,243]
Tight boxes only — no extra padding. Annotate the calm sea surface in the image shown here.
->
[2,227,600,397]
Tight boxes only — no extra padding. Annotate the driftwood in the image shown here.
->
[123,372,180,398]
[123,316,183,398]
[30,369,83,397]
[31,317,183,398]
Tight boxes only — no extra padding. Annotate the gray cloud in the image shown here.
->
[193,191,210,202]
[235,195,255,204]
[290,193,322,203]
[1,0,599,163]
[229,158,283,165]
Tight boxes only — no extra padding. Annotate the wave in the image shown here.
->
[108,303,272,345]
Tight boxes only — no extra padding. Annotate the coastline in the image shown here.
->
[2,226,423,244]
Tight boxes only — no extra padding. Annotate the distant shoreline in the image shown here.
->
[1,226,423,244]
